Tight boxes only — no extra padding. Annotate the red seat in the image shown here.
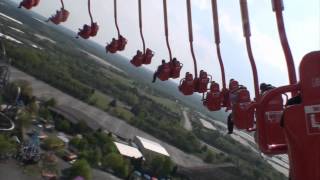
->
[179,73,194,95]
[106,39,119,54]
[143,48,154,65]
[19,0,34,9]
[232,87,254,130]
[204,82,221,111]
[255,93,287,155]
[117,35,127,51]
[169,59,182,79]
[221,88,231,110]
[48,10,63,25]
[225,79,240,111]
[130,50,144,67]
[90,22,99,37]
[33,0,40,6]
[60,9,69,22]
[281,51,320,180]
[194,70,210,93]
[157,63,170,81]
[77,24,92,39]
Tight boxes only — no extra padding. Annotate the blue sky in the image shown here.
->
[11,0,320,95]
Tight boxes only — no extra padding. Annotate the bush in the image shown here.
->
[42,137,64,150]
[63,159,92,180]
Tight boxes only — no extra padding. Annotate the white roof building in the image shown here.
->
[200,118,217,131]
[114,142,143,159]
[135,136,170,157]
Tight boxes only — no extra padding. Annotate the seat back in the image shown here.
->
[232,88,254,129]
[90,23,99,36]
[195,71,209,93]
[33,0,40,6]
[179,73,194,95]
[20,0,34,9]
[130,51,144,67]
[106,40,119,54]
[157,63,170,81]
[61,9,70,22]
[143,48,154,64]
[256,92,287,155]
[117,36,127,51]
[283,51,320,180]
[78,24,92,39]
[169,60,182,79]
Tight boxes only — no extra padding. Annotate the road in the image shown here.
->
[10,67,206,168]
[182,110,192,131]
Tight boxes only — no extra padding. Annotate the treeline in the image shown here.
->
[6,44,94,101]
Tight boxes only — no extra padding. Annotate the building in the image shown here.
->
[199,118,217,131]
[114,142,143,159]
[134,136,169,160]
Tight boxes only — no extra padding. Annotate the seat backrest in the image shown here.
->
[90,23,99,36]
[283,51,320,180]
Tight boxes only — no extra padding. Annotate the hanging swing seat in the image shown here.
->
[90,22,99,36]
[179,72,195,95]
[232,87,255,130]
[204,82,221,111]
[169,59,182,79]
[130,50,144,67]
[143,48,154,64]
[106,39,119,53]
[194,70,210,93]
[19,0,36,9]
[156,62,171,81]
[117,35,127,51]
[77,24,92,39]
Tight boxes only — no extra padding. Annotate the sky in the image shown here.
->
[11,0,320,95]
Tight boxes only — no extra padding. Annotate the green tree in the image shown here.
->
[43,137,64,150]
[204,151,214,163]
[102,153,129,177]
[148,156,173,177]
[45,98,57,107]
[64,159,92,180]
[0,135,16,158]
[55,119,71,133]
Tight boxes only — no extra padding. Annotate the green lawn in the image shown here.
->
[145,94,180,114]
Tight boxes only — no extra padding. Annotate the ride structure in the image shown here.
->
[202,0,228,112]
[130,0,154,67]
[155,0,183,82]
[106,0,128,54]
[178,0,211,96]
[18,0,40,9]
[47,0,69,25]
[77,0,99,39]
[16,0,320,179]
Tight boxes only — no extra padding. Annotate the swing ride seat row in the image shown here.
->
[106,0,128,54]
[47,8,69,25]
[156,59,183,81]
[19,0,40,9]
[17,0,320,179]
[179,70,211,95]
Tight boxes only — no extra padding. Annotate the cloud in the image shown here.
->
[192,0,210,11]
